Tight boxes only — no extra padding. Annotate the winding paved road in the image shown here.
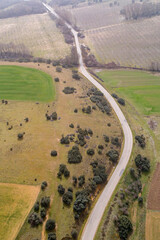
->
[43,3,133,240]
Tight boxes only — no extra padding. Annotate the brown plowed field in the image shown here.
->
[147,163,160,210]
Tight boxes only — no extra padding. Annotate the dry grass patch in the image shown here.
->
[0,13,70,59]
[0,183,39,240]
[0,61,122,239]
[146,210,160,240]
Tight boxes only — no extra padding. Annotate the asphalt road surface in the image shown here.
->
[43,3,133,240]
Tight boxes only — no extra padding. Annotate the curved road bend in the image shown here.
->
[43,3,133,240]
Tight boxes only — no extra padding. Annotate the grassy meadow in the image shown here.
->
[0,13,70,59]
[0,183,39,240]
[0,65,55,101]
[97,70,160,115]
[94,69,160,240]
[146,210,160,240]
[0,62,122,240]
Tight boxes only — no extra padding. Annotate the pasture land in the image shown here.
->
[0,62,122,240]
[0,183,39,240]
[147,163,160,210]
[146,210,160,240]
[0,13,70,59]
[0,65,55,101]
[84,15,160,69]
[97,70,160,115]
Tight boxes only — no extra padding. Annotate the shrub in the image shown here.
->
[98,145,104,150]
[135,135,146,148]
[41,181,48,190]
[71,229,78,239]
[51,151,57,157]
[135,154,150,172]
[138,197,143,206]
[17,133,23,140]
[45,219,56,231]
[72,73,80,80]
[64,168,70,178]
[82,106,92,114]
[68,187,73,192]
[118,98,125,106]
[69,123,74,128]
[34,202,39,212]
[74,108,78,113]
[58,184,65,195]
[112,93,118,99]
[60,135,70,144]
[87,149,95,156]
[72,176,77,186]
[68,146,82,164]
[48,233,56,240]
[63,87,76,94]
[111,137,121,147]
[104,135,110,143]
[28,212,42,227]
[88,128,93,136]
[41,196,50,209]
[54,77,59,82]
[107,150,119,163]
[92,164,107,184]
[118,215,133,240]
[62,191,73,206]
[40,208,47,219]
[78,175,85,187]
[56,66,62,72]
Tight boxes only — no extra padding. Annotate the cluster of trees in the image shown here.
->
[68,146,82,163]
[28,196,50,227]
[57,164,70,179]
[62,189,73,206]
[60,135,70,144]
[45,112,57,121]
[121,2,160,20]
[0,1,46,19]
[72,70,81,80]
[135,135,146,148]
[88,87,112,115]
[111,137,121,147]
[73,188,90,219]
[82,105,92,114]
[0,42,32,60]
[107,149,119,163]
[117,215,133,240]
[63,87,76,94]
[91,161,108,185]
[135,154,150,172]
[76,127,93,147]
[112,93,125,106]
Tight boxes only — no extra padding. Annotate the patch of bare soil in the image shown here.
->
[147,163,160,210]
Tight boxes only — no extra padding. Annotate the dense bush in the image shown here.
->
[58,184,65,195]
[34,202,39,212]
[62,191,73,206]
[135,135,146,148]
[87,148,95,156]
[134,154,150,172]
[51,150,57,157]
[82,106,92,114]
[71,229,78,239]
[60,135,70,144]
[28,212,42,227]
[117,215,133,240]
[118,98,125,106]
[41,181,48,190]
[41,196,50,209]
[92,164,107,184]
[45,219,56,231]
[63,87,76,94]
[111,137,121,147]
[40,208,47,219]
[73,189,90,216]
[107,150,119,163]
[72,73,80,80]
[78,175,85,187]
[17,133,23,140]
[57,164,70,179]
[112,93,118,99]
[104,135,110,143]
[68,146,82,164]
[72,176,77,186]
[54,77,59,82]
[56,66,62,72]
[48,233,56,240]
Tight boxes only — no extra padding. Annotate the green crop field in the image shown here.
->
[0,65,55,101]
[97,70,160,115]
